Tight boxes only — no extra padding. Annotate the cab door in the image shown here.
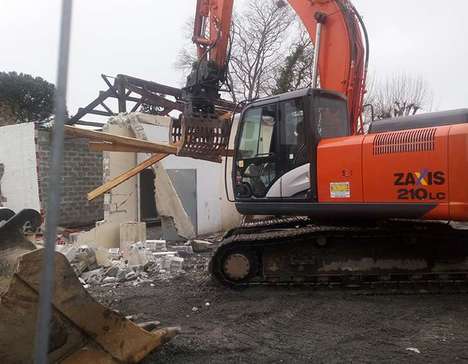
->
[272,97,312,199]
[234,103,280,199]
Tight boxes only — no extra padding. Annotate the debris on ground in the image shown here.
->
[54,236,205,288]
[73,245,98,274]
[190,239,214,253]
[172,245,194,257]
[86,250,468,364]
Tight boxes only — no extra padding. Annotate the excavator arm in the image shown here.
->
[192,0,234,72]
[288,0,368,134]
[174,0,368,162]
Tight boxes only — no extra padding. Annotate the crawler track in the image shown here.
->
[210,218,468,293]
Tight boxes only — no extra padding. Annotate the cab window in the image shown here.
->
[316,96,349,138]
[280,98,307,168]
[238,107,262,159]
[238,105,276,159]
[235,104,278,198]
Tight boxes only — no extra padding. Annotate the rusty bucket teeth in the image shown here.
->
[0,242,178,363]
[170,111,232,163]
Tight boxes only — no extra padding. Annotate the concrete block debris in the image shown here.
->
[120,222,146,255]
[56,244,78,262]
[190,239,214,253]
[56,244,98,275]
[170,257,184,272]
[105,265,120,277]
[125,271,138,281]
[73,245,98,274]
[81,268,104,284]
[145,240,167,252]
[127,242,150,266]
[68,232,80,245]
[406,348,421,354]
[172,245,193,257]
[65,238,192,288]
[108,248,121,260]
[55,233,215,291]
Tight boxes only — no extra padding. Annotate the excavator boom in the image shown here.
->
[172,0,369,161]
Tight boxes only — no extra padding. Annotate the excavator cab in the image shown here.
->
[233,88,349,206]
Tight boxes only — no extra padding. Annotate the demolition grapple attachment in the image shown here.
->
[170,110,232,163]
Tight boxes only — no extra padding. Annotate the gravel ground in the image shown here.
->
[89,253,468,364]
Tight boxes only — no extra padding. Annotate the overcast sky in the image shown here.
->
[1,0,467,116]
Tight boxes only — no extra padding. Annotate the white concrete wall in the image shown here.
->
[0,123,40,212]
[104,123,139,224]
[219,116,243,230]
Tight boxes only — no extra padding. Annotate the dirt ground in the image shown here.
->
[90,253,468,364]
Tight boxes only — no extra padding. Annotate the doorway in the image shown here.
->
[139,168,158,223]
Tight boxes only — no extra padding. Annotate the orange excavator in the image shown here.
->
[1,1,467,362]
[173,0,468,287]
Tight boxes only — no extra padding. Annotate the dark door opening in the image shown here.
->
[140,168,158,224]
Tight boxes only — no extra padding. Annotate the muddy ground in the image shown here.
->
[90,253,468,364]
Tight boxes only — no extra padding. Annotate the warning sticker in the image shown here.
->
[330,182,351,198]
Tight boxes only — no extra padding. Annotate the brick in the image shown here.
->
[37,129,103,227]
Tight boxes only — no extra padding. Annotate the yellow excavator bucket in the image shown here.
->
[0,209,178,363]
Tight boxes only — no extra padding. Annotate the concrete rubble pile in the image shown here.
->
[55,237,214,289]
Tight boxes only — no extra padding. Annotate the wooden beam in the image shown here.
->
[64,125,177,154]
[87,153,167,201]
[88,142,159,153]
[73,120,105,128]
[68,88,113,123]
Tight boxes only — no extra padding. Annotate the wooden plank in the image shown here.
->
[64,125,177,154]
[87,153,167,201]
[74,120,105,128]
[88,142,159,153]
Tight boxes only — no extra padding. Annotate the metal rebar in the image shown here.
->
[33,1,73,363]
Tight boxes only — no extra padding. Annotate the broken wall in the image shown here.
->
[128,114,196,239]
[137,114,242,235]
[85,112,241,242]
[36,128,104,227]
[102,122,139,224]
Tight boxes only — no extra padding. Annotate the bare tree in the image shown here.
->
[228,0,294,102]
[365,73,433,121]
[176,0,295,104]
[174,19,197,75]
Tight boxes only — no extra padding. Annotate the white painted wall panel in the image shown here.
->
[0,123,40,212]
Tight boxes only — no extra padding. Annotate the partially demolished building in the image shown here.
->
[0,113,241,246]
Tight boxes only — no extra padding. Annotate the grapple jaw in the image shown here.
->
[170,111,232,163]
